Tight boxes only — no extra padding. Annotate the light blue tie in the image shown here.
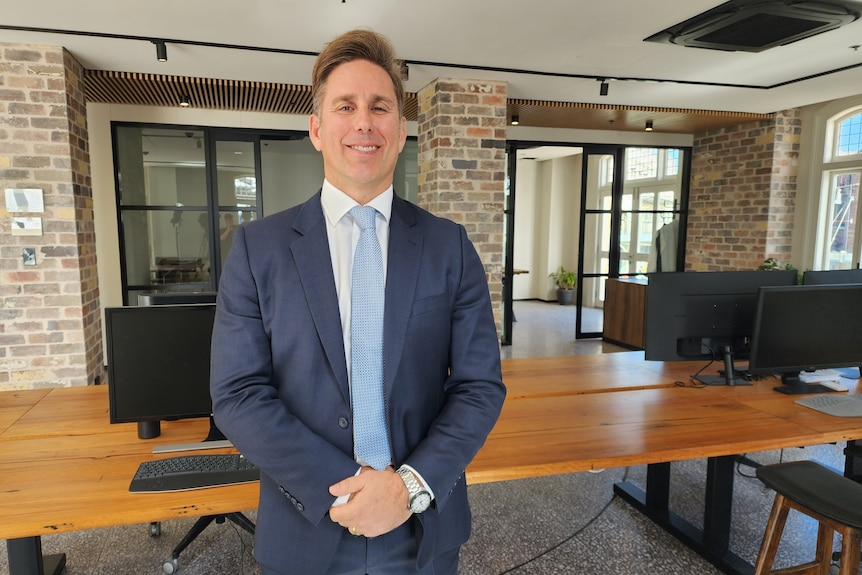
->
[349,205,391,470]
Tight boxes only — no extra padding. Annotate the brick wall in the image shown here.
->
[416,78,507,330]
[686,109,801,271]
[0,43,102,389]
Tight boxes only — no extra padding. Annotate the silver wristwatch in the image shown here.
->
[397,466,431,513]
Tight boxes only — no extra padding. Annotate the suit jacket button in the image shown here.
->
[338,417,349,429]
[295,502,305,512]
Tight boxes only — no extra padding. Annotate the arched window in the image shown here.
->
[818,108,862,269]
[834,111,862,159]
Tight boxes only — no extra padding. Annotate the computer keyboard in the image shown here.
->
[795,394,862,418]
[130,453,259,493]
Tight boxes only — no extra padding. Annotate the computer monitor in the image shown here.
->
[105,304,220,441]
[802,269,862,285]
[644,270,799,385]
[748,284,862,393]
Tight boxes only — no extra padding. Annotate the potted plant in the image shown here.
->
[757,258,802,284]
[548,266,577,305]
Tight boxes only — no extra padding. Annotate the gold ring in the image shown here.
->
[350,526,359,536]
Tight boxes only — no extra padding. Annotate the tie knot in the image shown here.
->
[350,205,378,231]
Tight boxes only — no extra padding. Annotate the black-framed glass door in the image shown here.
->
[577,145,689,338]
[577,147,621,338]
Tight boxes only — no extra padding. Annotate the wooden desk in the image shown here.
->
[0,386,258,575]
[3,354,862,575]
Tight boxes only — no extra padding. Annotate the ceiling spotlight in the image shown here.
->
[511,115,519,126]
[599,79,609,97]
[179,95,190,108]
[645,120,654,132]
[153,40,167,62]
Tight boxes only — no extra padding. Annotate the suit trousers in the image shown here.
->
[261,517,459,575]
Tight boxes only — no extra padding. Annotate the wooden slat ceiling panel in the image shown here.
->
[84,70,769,133]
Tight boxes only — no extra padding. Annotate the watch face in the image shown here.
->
[410,492,431,513]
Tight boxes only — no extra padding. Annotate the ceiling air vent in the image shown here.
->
[644,0,862,52]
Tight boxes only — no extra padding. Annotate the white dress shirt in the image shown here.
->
[320,180,433,505]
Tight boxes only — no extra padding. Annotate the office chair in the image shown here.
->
[159,512,255,574]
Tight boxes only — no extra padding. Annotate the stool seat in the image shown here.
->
[757,460,862,530]
[754,460,862,575]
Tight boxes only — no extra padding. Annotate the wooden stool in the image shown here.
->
[754,460,862,575]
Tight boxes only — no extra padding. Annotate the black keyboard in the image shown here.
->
[130,454,259,493]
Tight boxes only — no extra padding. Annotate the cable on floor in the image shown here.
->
[227,519,253,575]
[496,467,630,575]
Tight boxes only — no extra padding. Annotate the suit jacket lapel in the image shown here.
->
[290,193,350,404]
[384,196,422,396]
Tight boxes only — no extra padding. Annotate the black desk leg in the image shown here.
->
[703,455,735,557]
[7,537,66,575]
[645,461,670,516]
[614,457,753,575]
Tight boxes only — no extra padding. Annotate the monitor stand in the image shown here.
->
[772,372,836,395]
[150,415,234,454]
[693,346,752,386]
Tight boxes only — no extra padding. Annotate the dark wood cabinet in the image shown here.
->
[603,278,647,349]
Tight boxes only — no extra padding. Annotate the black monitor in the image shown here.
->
[644,270,799,385]
[748,284,862,393]
[802,269,862,285]
[105,304,220,442]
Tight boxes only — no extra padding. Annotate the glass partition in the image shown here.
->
[113,124,418,304]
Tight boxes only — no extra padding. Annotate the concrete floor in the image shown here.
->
[2,300,856,574]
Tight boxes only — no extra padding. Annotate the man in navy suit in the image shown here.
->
[210,29,506,575]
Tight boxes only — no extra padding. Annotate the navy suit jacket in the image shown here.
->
[210,191,506,574]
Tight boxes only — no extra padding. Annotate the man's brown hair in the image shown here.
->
[311,29,404,118]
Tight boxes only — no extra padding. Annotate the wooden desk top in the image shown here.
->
[0,388,258,540]
[3,353,862,540]
[500,351,705,398]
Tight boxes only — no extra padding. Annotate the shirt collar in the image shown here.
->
[321,180,393,227]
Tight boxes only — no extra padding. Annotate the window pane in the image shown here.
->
[665,149,680,176]
[639,192,655,211]
[117,127,208,206]
[658,190,677,211]
[828,172,859,269]
[837,113,862,157]
[600,212,611,253]
[625,148,658,180]
[619,212,630,252]
[121,209,211,287]
[637,213,654,254]
[217,209,257,269]
[216,141,257,207]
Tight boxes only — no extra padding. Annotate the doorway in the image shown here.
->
[502,142,690,345]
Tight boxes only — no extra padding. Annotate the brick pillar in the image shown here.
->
[765,109,801,262]
[686,109,800,271]
[0,43,102,389]
[416,78,507,332]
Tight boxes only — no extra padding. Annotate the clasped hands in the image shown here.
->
[329,465,412,538]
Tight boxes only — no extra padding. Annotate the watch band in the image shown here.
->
[397,466,431,513]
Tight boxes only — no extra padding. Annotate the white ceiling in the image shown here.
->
[2,0,862,115]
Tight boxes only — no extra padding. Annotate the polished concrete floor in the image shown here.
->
[2,300,856,574]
